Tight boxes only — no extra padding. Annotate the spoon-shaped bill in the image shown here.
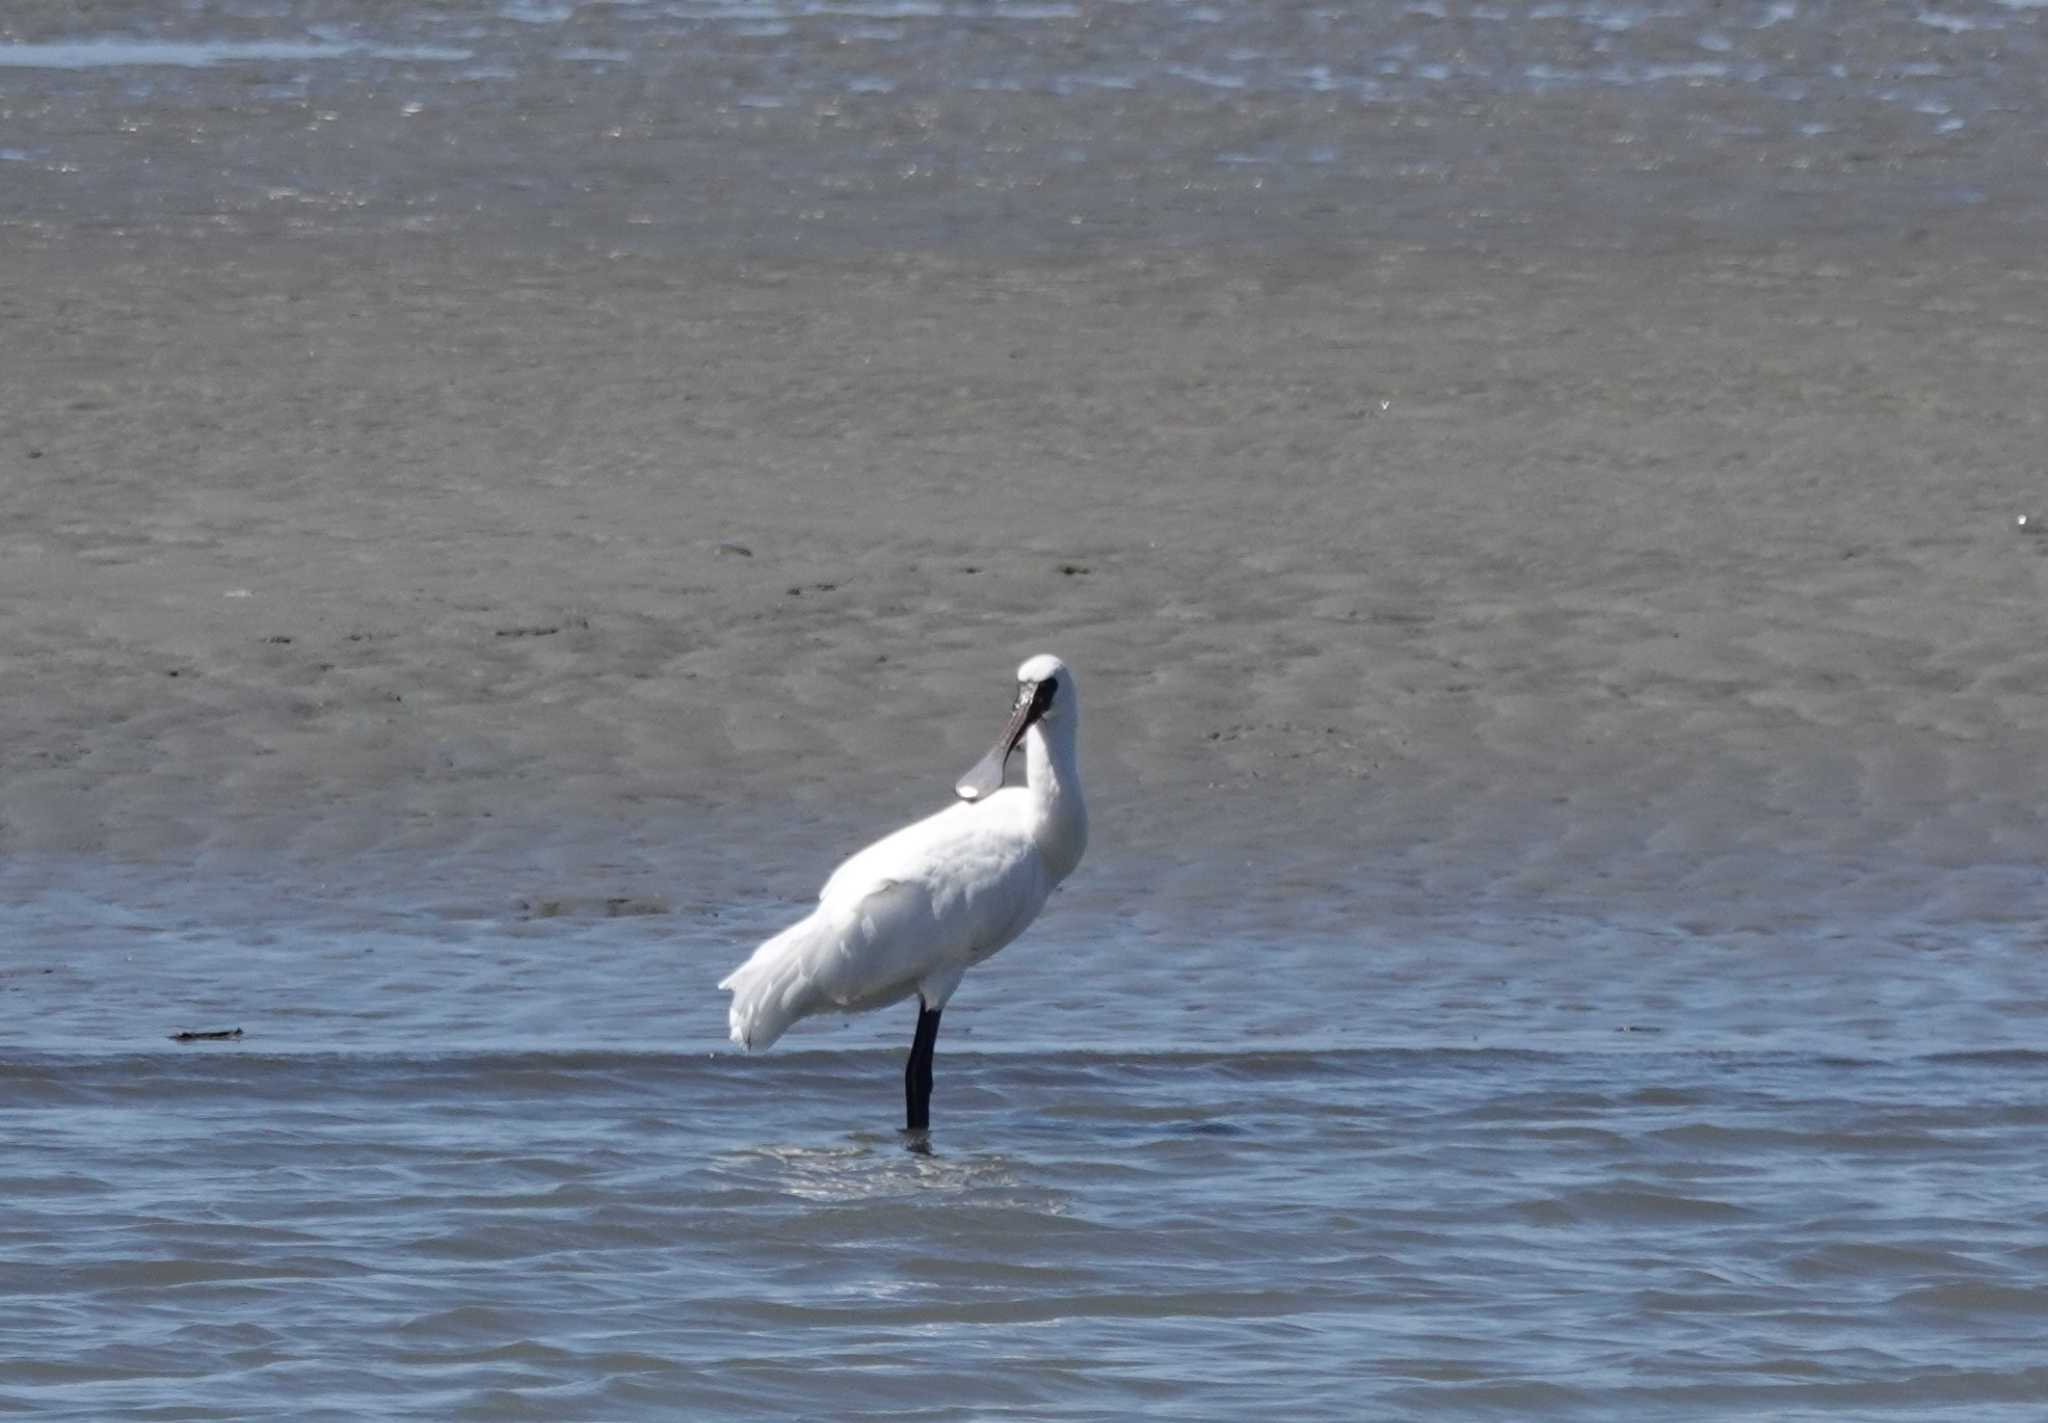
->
[954,679,1051,801]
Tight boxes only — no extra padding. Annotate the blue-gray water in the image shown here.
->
[5,873,2047,1418]
[5,0,2047,255]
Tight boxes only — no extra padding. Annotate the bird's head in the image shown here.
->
[954,654,1076,801]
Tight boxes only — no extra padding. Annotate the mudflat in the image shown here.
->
[6,231,2045,938]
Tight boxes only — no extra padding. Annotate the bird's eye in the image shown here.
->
[1042,677,1058,697]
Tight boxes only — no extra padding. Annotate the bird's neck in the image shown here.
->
[1023,722,1087,883]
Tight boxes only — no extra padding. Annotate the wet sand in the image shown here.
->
[6,230,2047,938]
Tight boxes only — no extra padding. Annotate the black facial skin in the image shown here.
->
[954,675,1059,802]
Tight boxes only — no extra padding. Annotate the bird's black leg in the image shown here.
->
[904,998,943,1132]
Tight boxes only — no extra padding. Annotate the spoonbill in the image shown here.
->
[719,654,1087,1132]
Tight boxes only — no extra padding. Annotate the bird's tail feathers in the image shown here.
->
[719,915,830,1051]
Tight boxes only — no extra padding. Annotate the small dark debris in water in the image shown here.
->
[960,565,980,574]
[495,624,560,638]
[813,582,837,592]
[716,542,753,557]
[264,634,293,645]
[1058,563,1090,576]
[515,895,669,920]
[171,1028,242,1042]
[1615,1024,1664,1034]
[787,586,803,596]
[165,669,183,677]
[27,448,43,459]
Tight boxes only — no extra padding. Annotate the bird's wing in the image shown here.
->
[806,794,1046,1005]
[719,875,935,1045]
[807,876,938,1012]
[818,800,980,906]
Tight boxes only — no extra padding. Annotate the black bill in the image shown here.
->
[954,678,1055,801]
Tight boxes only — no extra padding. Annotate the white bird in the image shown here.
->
[719,654,1087,1132]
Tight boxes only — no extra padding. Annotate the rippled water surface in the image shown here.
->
[4,0,2047,252]
[5,871,2047,1418]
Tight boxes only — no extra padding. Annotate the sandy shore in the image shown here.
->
[5,232,2047,936]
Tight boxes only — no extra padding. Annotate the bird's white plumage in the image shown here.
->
[720,656,1086,1051]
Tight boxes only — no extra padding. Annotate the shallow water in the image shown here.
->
[8,1041,2048,1419]
[5,872,2047,1418]
[3,0,2045,255]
